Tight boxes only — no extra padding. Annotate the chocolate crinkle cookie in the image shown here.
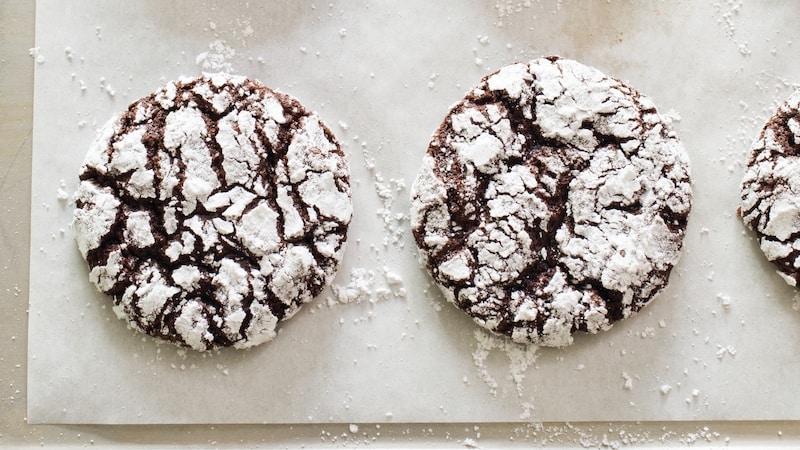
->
[410,57,692,347]
[73,73,352,351]
[741,89,800,287]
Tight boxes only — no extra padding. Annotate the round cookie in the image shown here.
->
[73,73,352,351]
[410,57,692,347]
[741,89,800,287]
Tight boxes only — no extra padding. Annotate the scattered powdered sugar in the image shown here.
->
[359,140,409,248]
[471,329,539,419]
[491,1,535,28]
[195,39,237,73]
[311,421,727,448]
[28,47,45,64]
[56,180,69,201]
[622,372,634,390]
[327,267,405,306]
[99,77,116,97]
[712,0,752,56]
[715,345,737,360]
[716,293,733,309]
[461,437,479,448]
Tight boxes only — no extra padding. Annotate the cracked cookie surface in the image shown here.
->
[73,73,352,351]
[410,57,692,347]
[741,89,800,287]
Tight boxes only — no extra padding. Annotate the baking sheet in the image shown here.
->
[27,0,800,424]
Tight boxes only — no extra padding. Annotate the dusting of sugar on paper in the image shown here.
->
[471,329,539,420]
[195,39,237,73]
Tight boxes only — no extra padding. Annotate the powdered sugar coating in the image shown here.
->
[741,89,800,287]
[73,73,351,351]
[411,57,692,347]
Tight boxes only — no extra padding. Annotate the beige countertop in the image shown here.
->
[5,0,800,447]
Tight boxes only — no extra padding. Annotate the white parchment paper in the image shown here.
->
[28,0,800,424]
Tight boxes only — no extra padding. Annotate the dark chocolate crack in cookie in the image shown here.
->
[73,73,352,351]
[410,57,692,347]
